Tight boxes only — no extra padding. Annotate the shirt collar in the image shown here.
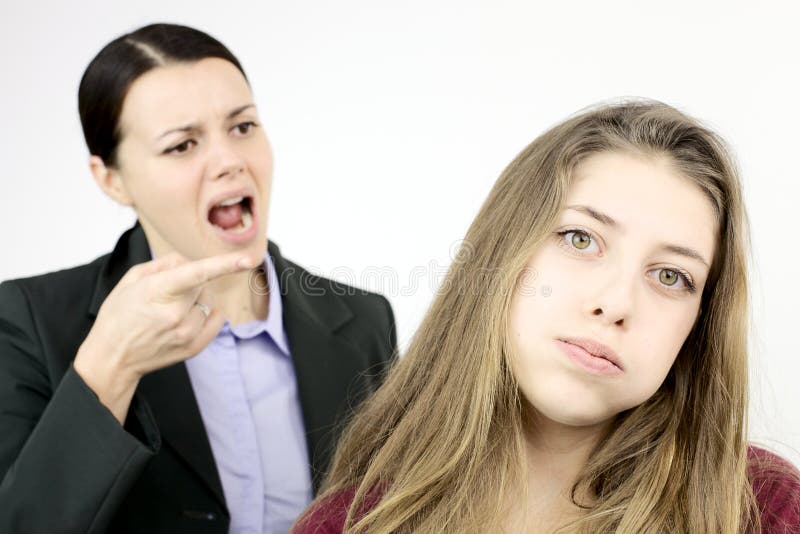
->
[227,251,290,355]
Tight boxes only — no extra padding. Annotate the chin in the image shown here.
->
[231,238,261,261]
[542,409,614,428]
[523,385,618,428]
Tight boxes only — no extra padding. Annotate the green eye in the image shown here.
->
[571,232,591,250]
[659,269,679,286]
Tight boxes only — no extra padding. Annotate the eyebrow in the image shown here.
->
[565,204,711,268]
[156,104,256,140]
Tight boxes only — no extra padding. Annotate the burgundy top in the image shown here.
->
[295,446,800,533]
[748,446,800,532]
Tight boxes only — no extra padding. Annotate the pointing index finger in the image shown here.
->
[161,254,255,297]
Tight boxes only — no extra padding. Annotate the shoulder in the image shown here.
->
[275,249,394,318]
[268,241,397,349]
[748,445,800,532]
[293,488,356,534]
[0,255,111,381]
[0,254,108,324]
[293,487,383,534]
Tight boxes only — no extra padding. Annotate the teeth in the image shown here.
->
[226,209,253,234]
[217,196,244,207]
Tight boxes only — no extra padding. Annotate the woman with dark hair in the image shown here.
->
[0,23,396,534]
[294,101,800,533]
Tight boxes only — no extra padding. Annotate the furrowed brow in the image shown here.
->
[226,104,255,120]
[156,104,255,141]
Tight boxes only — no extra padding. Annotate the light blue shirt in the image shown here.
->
[180,251,313,533]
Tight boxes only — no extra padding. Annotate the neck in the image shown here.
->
[207,267,269,326]
[144,228,270,326]
[522,408,610,489]
[504,407,613,532]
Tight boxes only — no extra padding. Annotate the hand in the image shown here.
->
[74,251,254,423]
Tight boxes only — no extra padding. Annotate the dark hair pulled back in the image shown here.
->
[78,23,247,166]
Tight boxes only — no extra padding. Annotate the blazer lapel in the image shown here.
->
[136,363,227,508]
[88,223,367,501]
[268,242,373,492]
[88,222,226,509]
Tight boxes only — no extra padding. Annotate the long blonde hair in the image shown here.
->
[298,100,758,533]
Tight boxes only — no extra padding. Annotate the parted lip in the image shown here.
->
[205,186,255,216]
[558,337,623,370]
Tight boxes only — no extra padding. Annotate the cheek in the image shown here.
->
[247,135,274,183]
[123,161,203,227]
[638,306,694,374]
[507,276,600,424]
[625,304,698,397]
[530,244,597,298]
[514,258,586,328]
[509,250,589,350]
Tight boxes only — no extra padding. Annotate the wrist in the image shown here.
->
[74,339,140,423]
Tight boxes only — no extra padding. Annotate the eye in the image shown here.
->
[164,139,196,155]
[660,269,679,286]
[556,229,600,254]
[555,228,699,295]
[653,267,697,293]
[232,121,258,136]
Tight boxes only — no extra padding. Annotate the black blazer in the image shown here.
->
[0,223,396,533]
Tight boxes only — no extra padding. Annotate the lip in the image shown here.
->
[555,337,624,376]
[205,186,259,245]
[205,186,256,215]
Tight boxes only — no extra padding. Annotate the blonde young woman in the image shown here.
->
[294,101,800,533]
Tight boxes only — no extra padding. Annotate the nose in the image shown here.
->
[584,265,637,328]
[207,137,246,180]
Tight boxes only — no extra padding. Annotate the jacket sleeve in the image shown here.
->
[0,280,161,534]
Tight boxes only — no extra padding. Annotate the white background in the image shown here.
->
[1,1,798,464]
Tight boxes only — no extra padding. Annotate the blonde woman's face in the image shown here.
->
[509,151,717,427]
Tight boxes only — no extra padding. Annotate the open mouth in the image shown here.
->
[207,196,254,234]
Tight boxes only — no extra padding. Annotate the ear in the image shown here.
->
[89,155,133,206]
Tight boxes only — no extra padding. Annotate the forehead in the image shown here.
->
[566,151,718,261]
[118,57,252,137]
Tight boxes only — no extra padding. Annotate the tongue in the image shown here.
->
[208,202,243,230]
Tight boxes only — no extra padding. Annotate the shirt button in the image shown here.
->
[182,509,217,521]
